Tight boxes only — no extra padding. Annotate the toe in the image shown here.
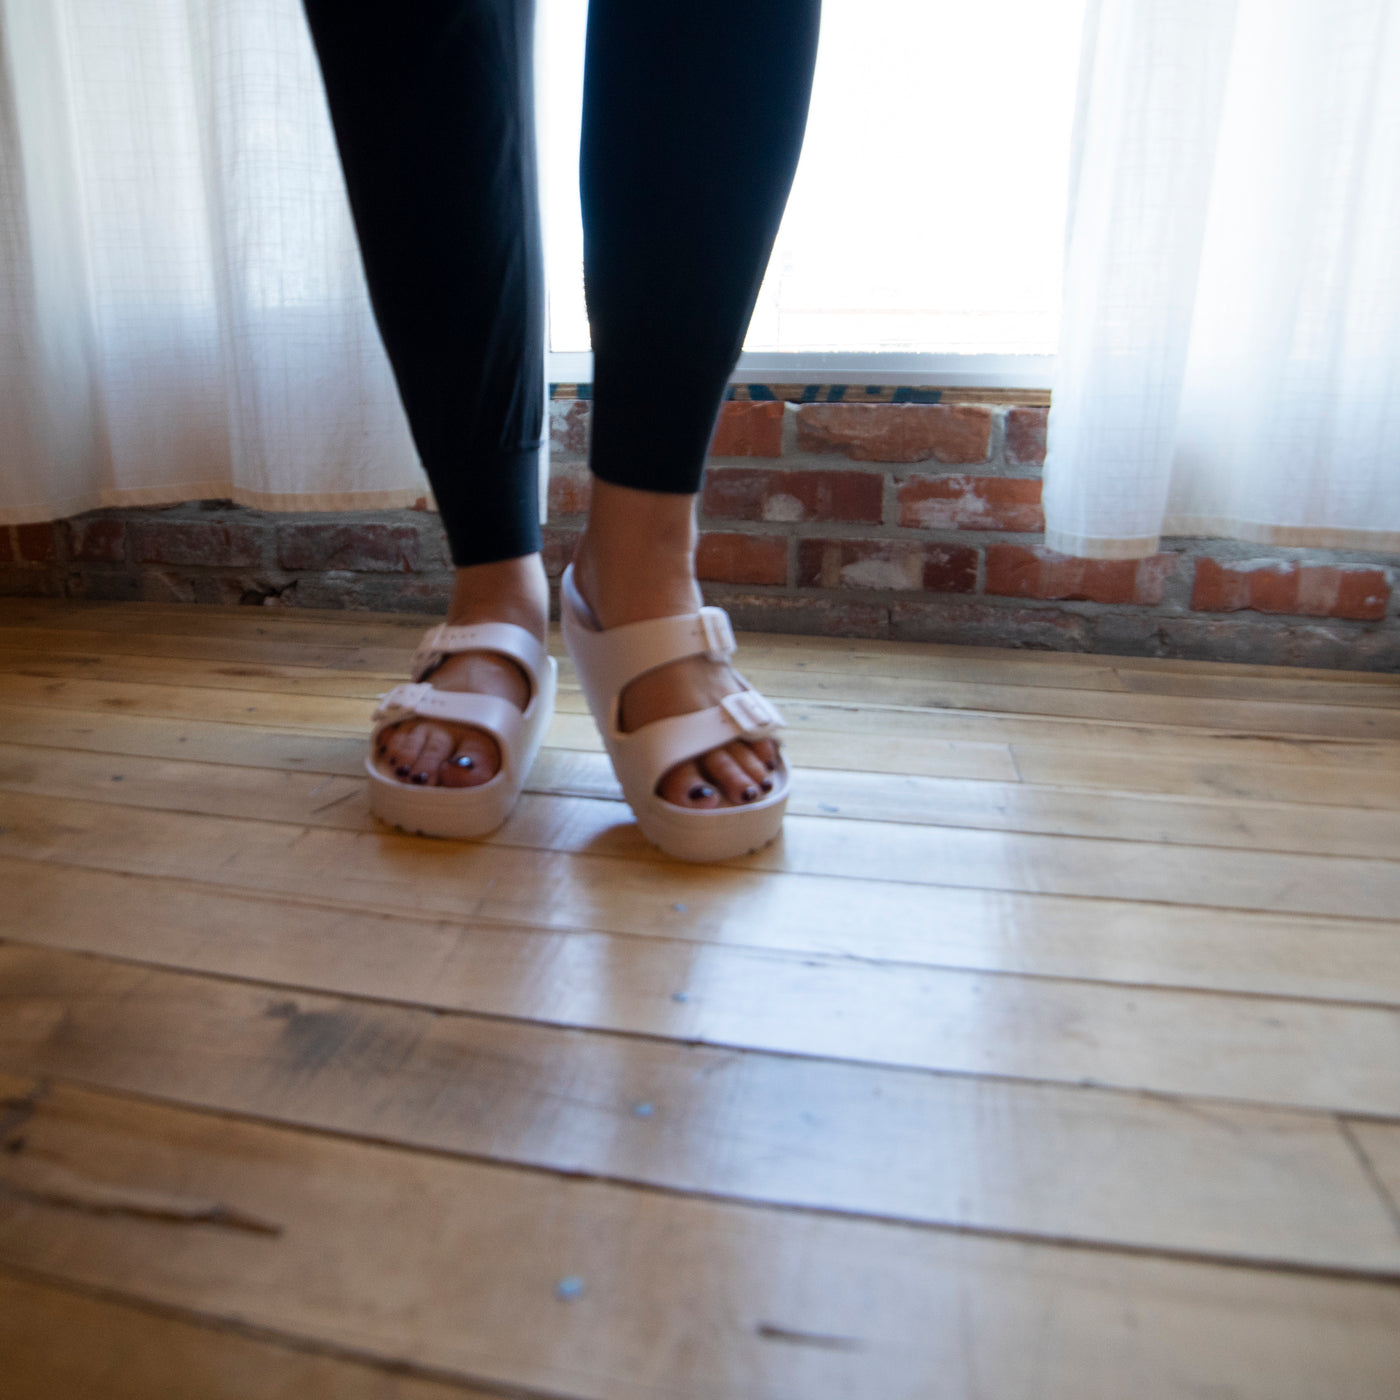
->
[750,737,780,772]
[384,722,429,781]
[411,725,455,786]
[439,729,502,788]
[657,760,719,809]
[728,742,774,793]
[700,746,763,806]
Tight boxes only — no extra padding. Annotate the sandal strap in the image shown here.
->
[574,606,737,684]
[372,683,527,758]
[410,622,548,687]
[621,687,784,777]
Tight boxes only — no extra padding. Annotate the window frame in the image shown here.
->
[546,351,1054,390]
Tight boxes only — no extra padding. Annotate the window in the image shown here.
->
[540,0,1085,386]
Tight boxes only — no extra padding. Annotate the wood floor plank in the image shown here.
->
[5,793,1399,1005]
[0,1272,499,1400]
[17,742,1392,922]
[6,825,1397,1009]
[5,598,1397,1397]
[5,852,1400,1114]
[4,942,1398,1273]
[11,696,1400,812]
[1346,1123,1400,1228]
[0,625,390,671]
[6,643,1399,739]
[2,1074,1399,1400]
[6,597,1394,693]
[5,751,1400,921]
[6,735,1400,860]
[0,624,1135,694]
[5,670,1400,772]
[1010,745,1400,808]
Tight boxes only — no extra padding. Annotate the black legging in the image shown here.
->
[303,0,820,568]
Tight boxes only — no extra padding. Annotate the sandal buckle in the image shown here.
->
[373,681,430,722]
[697,607,736,660]
[720,690,783,736]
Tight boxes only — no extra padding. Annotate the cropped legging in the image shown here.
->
[303,0,821,568]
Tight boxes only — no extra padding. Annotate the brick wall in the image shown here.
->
[3,392,1397,671]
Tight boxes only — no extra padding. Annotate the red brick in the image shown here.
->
[796,403,991,464]
[548,460,592,516]
[700,590,890,638]
[709,400,784,457]
[897,475,1043,532]
[0,565,64,598]
[892,599,1092,649]
[1191,559,1390,621]
[67,517,126,563]
[986,545,1177,605]
[131,519,268,568]
[696,532,788,586]
[1005,407,1049,465]
[797,538,977,593]
[549,399,591,456]
[702,467,883,525]
[14,522,60,564]
[277,523,419,572]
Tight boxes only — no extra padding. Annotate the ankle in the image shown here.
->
[446,554,549,639]
[574,480,702,628]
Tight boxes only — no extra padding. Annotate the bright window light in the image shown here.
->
[540,0,1085,359]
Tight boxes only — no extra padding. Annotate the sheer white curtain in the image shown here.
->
[0,0,423,526]
[1045,0,1400,559]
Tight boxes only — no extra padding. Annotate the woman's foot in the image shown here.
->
[374,554,549,788]
[571,480,780,811]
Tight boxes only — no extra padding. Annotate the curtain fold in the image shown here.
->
[1045,0,1400,559]
[0,0,424,526]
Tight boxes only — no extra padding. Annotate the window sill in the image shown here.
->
[546,352,1055,391]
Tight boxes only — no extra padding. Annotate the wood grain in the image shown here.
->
[6,641,1398,737]
[0,1273,503,1400]
[5,853,1400,1114]
[3,942,1398,1273]
[4,596,1396,1398]
[7,734,1400,858]
[2,1075,1399,1400]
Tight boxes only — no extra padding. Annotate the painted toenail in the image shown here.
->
[450,754,475,769]
[742,785,760,802]
[688,784,715,802]
[411,772,429,785]
[396,765,411,778]
[761,778,773,792]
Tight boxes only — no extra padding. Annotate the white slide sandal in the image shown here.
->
[365,622,557,840]
[560,564,788,862]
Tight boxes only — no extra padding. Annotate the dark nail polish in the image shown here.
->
[411,772,428,785]
[742,785,760,802]
[450,754,475,769]
[688,784,715,802]
[763,759,776,772]
[396,765,411,778]
[761,779,773,792]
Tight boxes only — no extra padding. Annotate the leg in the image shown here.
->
[305,0,548,788]
[571,0,820,807]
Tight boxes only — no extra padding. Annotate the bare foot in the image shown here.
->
[374,554,549,788]
[572,480,780,811]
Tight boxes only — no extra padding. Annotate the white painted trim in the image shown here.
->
[546,351,1055,389]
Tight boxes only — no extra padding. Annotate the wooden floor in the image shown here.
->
[1,598,1399,1399]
